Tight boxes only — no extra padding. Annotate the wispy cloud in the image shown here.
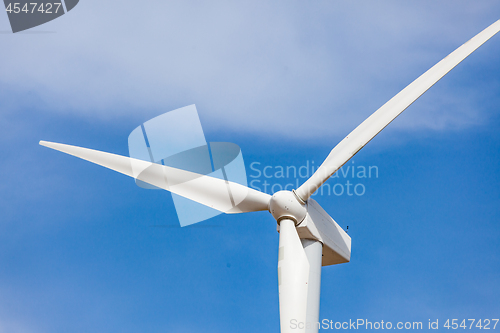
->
[0,0,499,141]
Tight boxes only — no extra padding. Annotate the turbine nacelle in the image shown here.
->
[271,190,351,267]
[296,198,351,266]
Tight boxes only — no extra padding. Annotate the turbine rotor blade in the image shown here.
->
[296,20,500,201]
[278,219,310,333]
[40,141,271,213]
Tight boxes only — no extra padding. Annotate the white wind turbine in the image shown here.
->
[40,21,500,333]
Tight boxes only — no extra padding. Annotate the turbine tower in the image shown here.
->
[40,21,500,333]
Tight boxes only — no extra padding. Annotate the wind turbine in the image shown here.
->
[40,21,500,333]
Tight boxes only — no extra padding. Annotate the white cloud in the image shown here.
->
[0,0,499,141]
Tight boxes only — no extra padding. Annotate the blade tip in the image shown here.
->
[39,140,56,148]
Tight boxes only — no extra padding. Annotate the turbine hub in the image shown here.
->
[269,190,307,225]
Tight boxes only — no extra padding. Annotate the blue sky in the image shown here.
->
[1,1,499,332]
